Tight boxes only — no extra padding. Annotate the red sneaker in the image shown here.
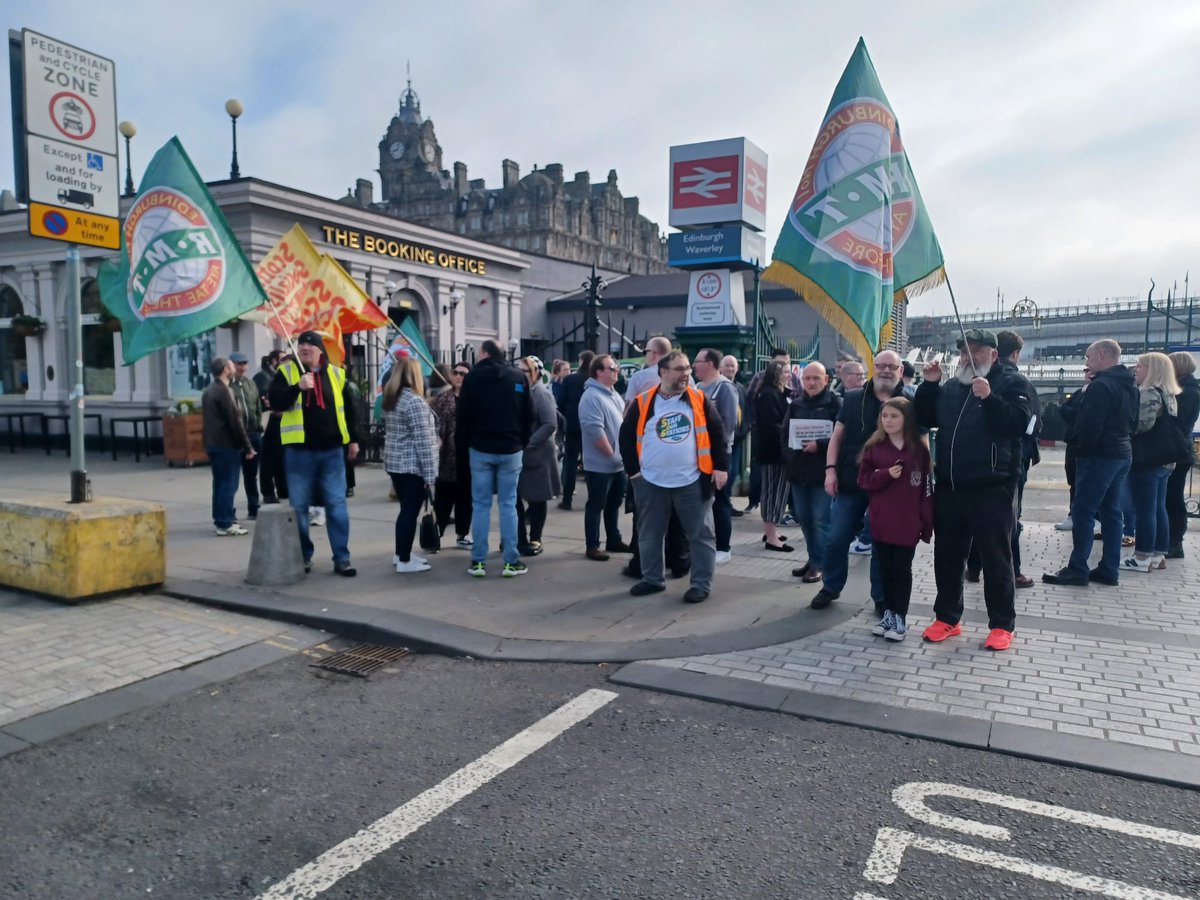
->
[984,628,1014,651]
[922,620,962,642]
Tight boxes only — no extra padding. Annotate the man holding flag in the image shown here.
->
[269,332,360,576]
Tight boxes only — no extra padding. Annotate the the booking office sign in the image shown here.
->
[320,223,488,275]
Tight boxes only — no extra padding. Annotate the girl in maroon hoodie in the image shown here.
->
[857,398,934,641]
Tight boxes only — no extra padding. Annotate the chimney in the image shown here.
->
[454,161,468,196]
[544,163,563,185]
[354,178,374,206]
[501,158,519,189]
[624,196,639,218]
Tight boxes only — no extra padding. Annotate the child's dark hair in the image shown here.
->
[858,397,923,463]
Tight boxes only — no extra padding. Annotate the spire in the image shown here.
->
[398,61,422,125]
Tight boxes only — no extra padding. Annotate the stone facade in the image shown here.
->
[368,83,669,276]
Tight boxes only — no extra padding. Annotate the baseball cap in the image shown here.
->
[296,331,325,349]
[956,328,998,349]
[228,351,248,364]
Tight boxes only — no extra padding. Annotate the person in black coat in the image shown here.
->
[556,350,594,510]
[784,362,841,581]
[753,360,793,550]
[1167,352,1200,556]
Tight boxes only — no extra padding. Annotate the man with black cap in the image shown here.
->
[228,351,264,519]
[268,331,360,576]
[914,328,1032,652]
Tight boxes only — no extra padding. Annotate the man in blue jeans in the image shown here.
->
[457,340,533,577]
[1044,339,1139,587]
[809,350,905,612]
[268,332,360,575]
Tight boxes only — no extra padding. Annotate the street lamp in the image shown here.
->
[581,264,606,353]
[443,289,463,317]
[224,98,244,179]
[118,120,137,196]
[1011,296,1042,333]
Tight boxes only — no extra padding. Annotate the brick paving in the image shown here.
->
[0,590,308,727]
[640,521,1200,756]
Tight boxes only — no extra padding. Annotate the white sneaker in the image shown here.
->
[1121,555,1152,573]
[309,507,326,527]
[1054,516,1073,531]
[455,536,473,548]
[714,550,732,565]
[394,553,428,566]
[1150,555,1166,571]
[394,558,431,573]
[781,513,799,527]
[849,539,872,555]
[884,614,907,642]
[872,610,892,636]
[215,524,248,536]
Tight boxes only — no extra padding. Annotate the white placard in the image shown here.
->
[789,418,833,448]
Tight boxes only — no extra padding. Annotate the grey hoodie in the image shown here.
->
[577,377,625,473]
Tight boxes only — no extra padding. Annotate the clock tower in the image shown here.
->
[378,79,445,204]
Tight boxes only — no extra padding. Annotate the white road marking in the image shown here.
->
[256,688,618,900]
[893,781,1200,849]
[864,826,1193,899]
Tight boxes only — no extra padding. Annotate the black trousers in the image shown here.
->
[1065,443,1077,509]
[434,477,472,539]
[934,483,1016,632]
[560,431,582,501]
[516,499,547,546]
[874,540,916,617]
[1166,457,1191,549]
[628,506,690,576]
[260,415,287,500]
[967,463,1028,576]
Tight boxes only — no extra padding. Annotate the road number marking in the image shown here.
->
[864,827,1194,900]
[256,688,618,900]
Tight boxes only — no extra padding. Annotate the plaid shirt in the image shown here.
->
[383,389,438,484]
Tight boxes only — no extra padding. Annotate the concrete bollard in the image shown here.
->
[245,504,306,586]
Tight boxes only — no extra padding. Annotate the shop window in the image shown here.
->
[0,285,28,395]
[80,279,116,394]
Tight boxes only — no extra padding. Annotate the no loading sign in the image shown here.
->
[49,91,97,141]
[696,271,723,299]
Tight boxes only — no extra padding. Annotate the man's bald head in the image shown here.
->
[644,336,672,363]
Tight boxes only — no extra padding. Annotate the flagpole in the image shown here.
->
[943,273,978,378]
[260,291,304,372]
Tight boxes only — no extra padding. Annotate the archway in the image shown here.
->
[81,279,116,394]
[0,285,28,395]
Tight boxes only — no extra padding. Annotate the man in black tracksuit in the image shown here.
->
[914,328,1032,651]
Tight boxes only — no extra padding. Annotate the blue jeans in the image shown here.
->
[1129,466,1171,556]
[790,483,832,570]
[1121,479,1136,537]
[822,490,882,600]
[207,447,242,529]
[285,446,351,564]
[470,448,523,565]
[1068,456,1131,581]
[584,469,627,550]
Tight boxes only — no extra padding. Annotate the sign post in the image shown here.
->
[11,28,120,502]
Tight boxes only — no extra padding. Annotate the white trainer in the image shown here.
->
[714,550,732,565]
[1120,555,1152,573]
[1054,516,1073,531]
[849,539,872,555]
[394,558,431,573]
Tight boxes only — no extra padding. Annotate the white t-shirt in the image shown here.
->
[640,393,701,488]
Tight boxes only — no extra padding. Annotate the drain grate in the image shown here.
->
[310,643,411,677]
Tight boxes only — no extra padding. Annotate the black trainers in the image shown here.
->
[809,588,839,609]
[1088,568,1119,586]
[683,587,709,604]
[630,581,666,596]
[333,560,357,577]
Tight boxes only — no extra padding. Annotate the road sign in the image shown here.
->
[28,201,120,249]
[16,29,120,250]
[25,134,118,217]
[668,137,768,232]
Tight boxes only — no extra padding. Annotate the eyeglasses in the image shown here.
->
[844,370,866,377]
[603,365,619,372]
[874,364,900,371]
[668,365,692,373]
[453,370,469,376]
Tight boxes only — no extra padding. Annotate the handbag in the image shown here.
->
[418,489,440,552]
[1132,389,1191,468]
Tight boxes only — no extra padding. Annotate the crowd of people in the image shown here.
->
[196,328,1199,650]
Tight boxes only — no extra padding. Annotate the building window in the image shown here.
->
[517,211,529,227]
[531,236,541,250]
[80,279,115,395]
[0,285,29,395]
[469,215,482,230]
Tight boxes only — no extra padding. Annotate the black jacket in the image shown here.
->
[834,380,907,493]
[1176,373,1200,461]
[559,371,587,436]
[914,365,1031,489]
[618,387,729,498]
[998,358,1042,467]
[784,388,842,486]
[752,388,789,464]
[1070,365,1139,460]
[456,357,532,456]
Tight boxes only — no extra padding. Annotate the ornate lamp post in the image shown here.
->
[224,98,244,179]
[581,264,606,353]
[1011,296,1042,332]
[118,120,137,196]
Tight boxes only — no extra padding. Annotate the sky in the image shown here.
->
[4,0,1199,318]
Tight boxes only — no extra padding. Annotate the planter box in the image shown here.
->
[162,414,208,466]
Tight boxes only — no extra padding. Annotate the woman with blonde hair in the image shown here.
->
[515,355,561,555]
[1124,352,1183,572]
[1166,352,1200,557]
[382,356,439,573]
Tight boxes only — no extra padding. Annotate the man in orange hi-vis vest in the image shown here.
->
[618,350,729,604]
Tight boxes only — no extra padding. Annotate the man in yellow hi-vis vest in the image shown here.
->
[268,331,360,576]
[618,350,729,604]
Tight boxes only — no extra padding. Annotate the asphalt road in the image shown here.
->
[2,651,1197,900]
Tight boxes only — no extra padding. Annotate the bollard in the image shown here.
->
[245,504,305,585]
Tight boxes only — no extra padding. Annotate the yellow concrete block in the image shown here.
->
[0,495,166,601]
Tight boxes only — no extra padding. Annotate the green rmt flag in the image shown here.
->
[764,38,945,365]
[98,137,268,364]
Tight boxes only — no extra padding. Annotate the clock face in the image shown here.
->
[420,140,436,163]
[389,141,405,160]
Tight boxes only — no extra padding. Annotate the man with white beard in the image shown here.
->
[914,329,1032,652]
